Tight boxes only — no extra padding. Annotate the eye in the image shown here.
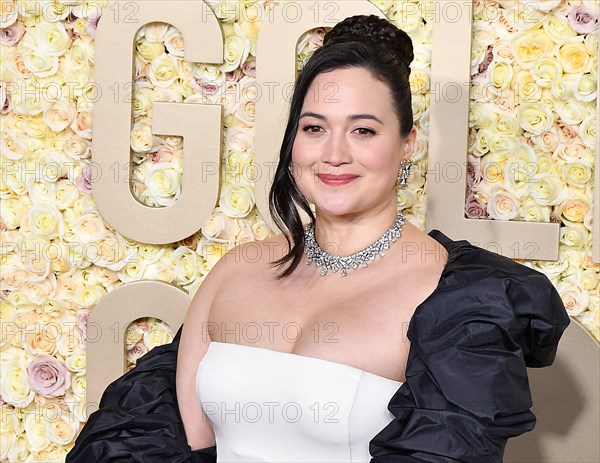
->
[301,125,322,133]
[355,127,376,136]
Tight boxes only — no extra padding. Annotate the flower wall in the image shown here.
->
[0,0,598,460]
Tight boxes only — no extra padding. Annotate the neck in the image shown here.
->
[312,198,400,256]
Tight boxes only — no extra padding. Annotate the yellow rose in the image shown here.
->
[542,13,576,43]
[198,237,228,268]
[562,161,593,188]
[556,37,592,73]
[518,200,551,222]
[529,57,562,87]
[580,269,599,292]
[136,38,165,62]
[559,223,588,248]
[72,284,107,309]
[118,260,147,283]
[502,3,545,30]
[37,21,70,56]
[1,360,35,407]
[202,212,227,239]
[144,162,181,207]
[130,123,154,153]
[143,322,174,350]
[512,69,541,102]
[172,246,200,285]
[573,72,597,102]
[220,182,254,218]
[518,102,554,135]
[27,203,64,239]
[148,53,179,88]
[24,411,50,451]
[1,197,24,230]
[512,28,553,68]
[21,36,59,77]
[222,23,251,72]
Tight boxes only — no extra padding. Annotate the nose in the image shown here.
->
[321,130,351,168]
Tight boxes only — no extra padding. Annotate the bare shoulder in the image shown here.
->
[395,221,449,268]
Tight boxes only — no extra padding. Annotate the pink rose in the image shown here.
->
[467,155,483,188]
[0,20,25,46]
[75,165,92,193]
[465,191,488,219]
[127,341,149,364]
[28,356,71,398]
[242,59,256,77]
[568,5,599,34]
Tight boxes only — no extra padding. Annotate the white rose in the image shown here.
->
[556,277,589,316]
[222,22,251,72]
[24,410,51,451]
[578,113,596,149]
[554,100,587,125]
[559,223,588,248]
[573,72,597,102]
[518,102,554,135]
[171,246,200,286]
[518,200,551,222]
[220,183,254,218]
[130,123,154,153]
[144,162,182,207]
[37,21,70,56]
[530,173,569,205]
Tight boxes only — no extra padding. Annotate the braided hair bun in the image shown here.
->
[323,14,413,74]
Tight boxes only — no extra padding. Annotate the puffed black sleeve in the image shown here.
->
[66,325,217,463]
[369,244,570,462]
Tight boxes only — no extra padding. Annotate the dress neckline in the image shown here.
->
[206,229,466,386]
[206,340,404,385]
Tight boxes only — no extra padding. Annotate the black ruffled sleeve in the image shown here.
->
[66,325,217,463]
[369,231,571,462]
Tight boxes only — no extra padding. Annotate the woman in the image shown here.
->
[67,14,570,463]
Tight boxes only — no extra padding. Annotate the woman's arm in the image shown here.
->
[176,256,227,450]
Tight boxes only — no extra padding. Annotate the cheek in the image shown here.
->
[291,137,313,167]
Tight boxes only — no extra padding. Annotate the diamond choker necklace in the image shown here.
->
[304,210,405,277]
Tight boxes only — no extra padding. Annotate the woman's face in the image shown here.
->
[291,67,416,219]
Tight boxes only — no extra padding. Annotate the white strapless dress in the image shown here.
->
[196,341,403,462]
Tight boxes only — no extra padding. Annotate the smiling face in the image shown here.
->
[291,66,416,219]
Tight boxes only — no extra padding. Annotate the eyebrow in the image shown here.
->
[299,111,384,125]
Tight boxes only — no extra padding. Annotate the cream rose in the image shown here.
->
[148,52,179,88]
[1,359,35,407]
[47,412,79,445]
[487,187,519,220]
[558,198,590,223]
[65,348,86,373]
[198,237,229,268]
[43,98,76,132]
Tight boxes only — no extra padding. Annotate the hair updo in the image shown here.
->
[268,14,415,279]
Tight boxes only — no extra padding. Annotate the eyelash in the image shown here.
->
[301,125,376,136]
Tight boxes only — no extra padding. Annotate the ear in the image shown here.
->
[402,126,417,161]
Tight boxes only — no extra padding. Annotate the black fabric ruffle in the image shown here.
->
[65,325,217,462]
[368,229,570,462]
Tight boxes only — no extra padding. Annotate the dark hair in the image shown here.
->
[268,14,414,279]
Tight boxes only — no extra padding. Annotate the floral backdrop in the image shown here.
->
[0,0,598,460]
